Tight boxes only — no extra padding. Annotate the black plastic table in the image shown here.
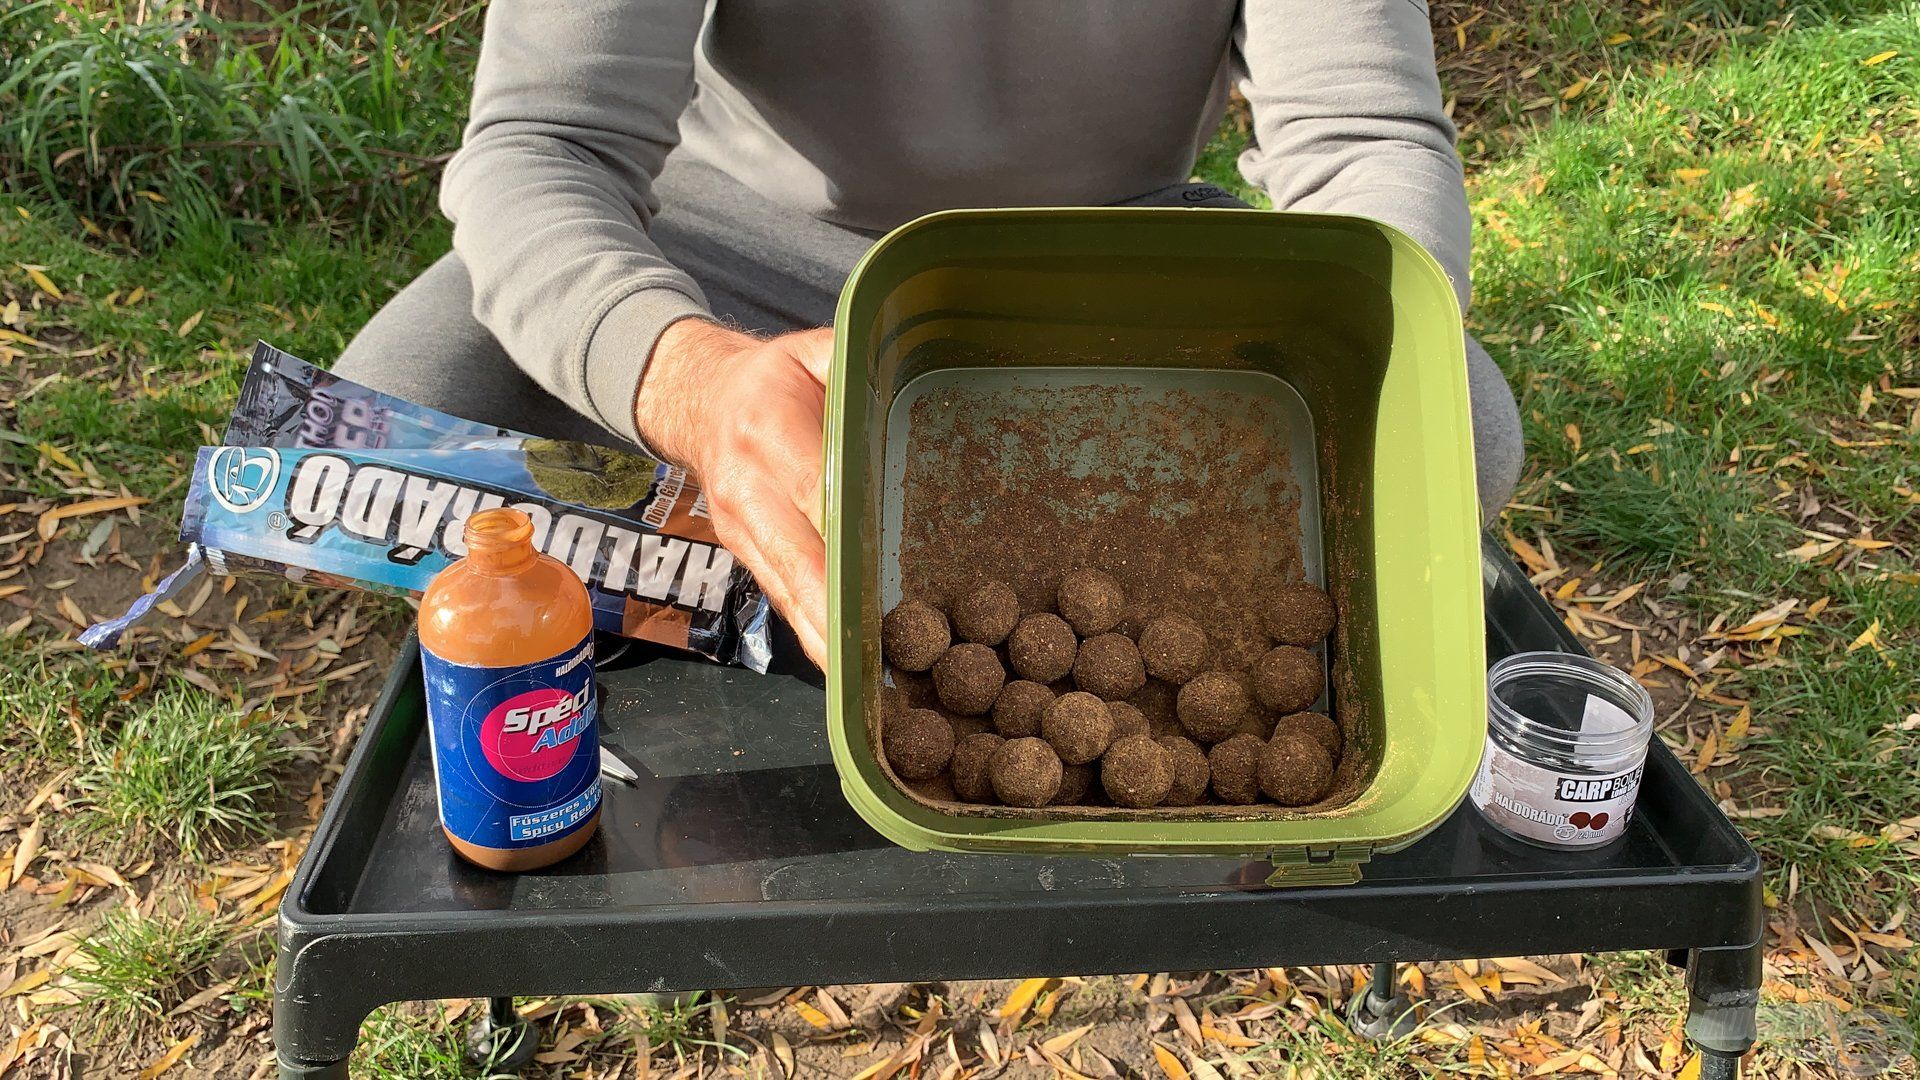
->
[274,539,1762,1078]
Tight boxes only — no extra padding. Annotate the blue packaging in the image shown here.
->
[420,634,602,851]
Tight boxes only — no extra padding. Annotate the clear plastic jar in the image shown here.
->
[1469,651,1653,849]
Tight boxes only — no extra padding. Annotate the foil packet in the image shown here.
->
[224,341,520,448]
[84,343,773,671]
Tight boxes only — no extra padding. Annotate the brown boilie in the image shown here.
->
[1251,645,1323,714]
[951,579,1020,646]
[991,679,1055,739]
[931,643,1005,716]
[1207,733,1265,804]
[1128,680,1184,738]
[1274,711,1342,763]
[881,599,950,673]
[1105,701,1151,741]
[882,708,955,780]
[1042,691,1115,765]
[1258,732,1334,806]
[1053,762,1096,805]
[1177,671,1252,744]
[1073,632,1147,700]
[950,732,1005,802]
[1101,734,1174,808]
[1055,568,1126,637]
[1138,614,1208,685]
[1263,582,1337,646]
[990,737,1064,808]
[1157,735,1211,806]
[1007,613,1078,684]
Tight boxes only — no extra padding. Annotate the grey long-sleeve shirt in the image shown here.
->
[440,0,1469,447]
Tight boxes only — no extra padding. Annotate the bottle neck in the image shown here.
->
[463,508,538,574]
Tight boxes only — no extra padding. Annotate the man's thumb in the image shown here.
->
[784,326,836,387]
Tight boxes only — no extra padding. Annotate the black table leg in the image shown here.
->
[1683,942,1763,1075]
[1347,961,1420,1041]
[465,996,542,1073]
[276,1054,350,1079]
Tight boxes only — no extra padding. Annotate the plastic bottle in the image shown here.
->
[419,507,601,870]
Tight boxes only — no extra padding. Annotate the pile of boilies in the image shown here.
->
[879,570,1341,810]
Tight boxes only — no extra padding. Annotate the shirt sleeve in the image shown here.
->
[1232,0,1472,310]
[439,0,712,448]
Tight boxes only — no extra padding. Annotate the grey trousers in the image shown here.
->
[336,158,1523,515]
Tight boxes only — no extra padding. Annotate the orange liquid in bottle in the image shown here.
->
[419,508,601,871]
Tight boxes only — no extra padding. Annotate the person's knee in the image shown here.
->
[333,252,486,395]
[330,253,606,442]
[1466,336,1524,521]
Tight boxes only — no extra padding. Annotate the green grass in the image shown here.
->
[72,679,301,856]
[1,204,451,506]
[64,904,238,1033]
[0,0,478,248]
[1466,8,1920,918]
[351,1005,509,1080]
[0,655,130,766]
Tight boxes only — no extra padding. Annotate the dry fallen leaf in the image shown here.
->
[1040,1024,1096,1056]
[1151,1043,1190,1080]
[1847,619,1883,652]
[790,999,833,1030]
[10,817,42,887]
[136,1031,198,1079]
[998,977,1052,1019]
[18,265,61,301]
[36,495,148,541]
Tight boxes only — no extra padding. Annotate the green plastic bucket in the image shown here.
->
[824,208,1484,884]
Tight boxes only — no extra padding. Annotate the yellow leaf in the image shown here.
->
[1673,168,1710,182]
[1725,705,1751,742]
[998,977,1051,1018]
[1862,50,1898,66]
[1696,301,1735,317]
[37,494,149,541]
[1,969,51,997]
[1040,1024,1095,1056]
[18,265,61,301]
[1152,1043,1191,1080]
[1451,964,1489,1005]
[137,1031,199,1079]
[1605,32,1632,45]
[177,309,205,338]
[1561,78,1590,101]
[126,286,147,305]
[1847,619,1882,652]
[791,999,833,1030]
[1564,423,1582,454]
[1693,726,1718,774]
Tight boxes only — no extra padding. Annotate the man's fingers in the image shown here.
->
[715,479,830,668]
[805,472,825,536]
[782,326,836,388]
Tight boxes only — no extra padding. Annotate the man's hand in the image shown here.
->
[635,319,833,668]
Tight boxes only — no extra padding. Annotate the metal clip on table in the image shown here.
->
[274,539,1762,1078]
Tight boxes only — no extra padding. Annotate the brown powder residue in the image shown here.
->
[900,384,1304,675]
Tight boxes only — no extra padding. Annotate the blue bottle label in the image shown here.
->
[420,634,601,853]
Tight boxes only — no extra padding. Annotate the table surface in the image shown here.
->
[291,539,1757,926]
[274,541,1761,1066]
